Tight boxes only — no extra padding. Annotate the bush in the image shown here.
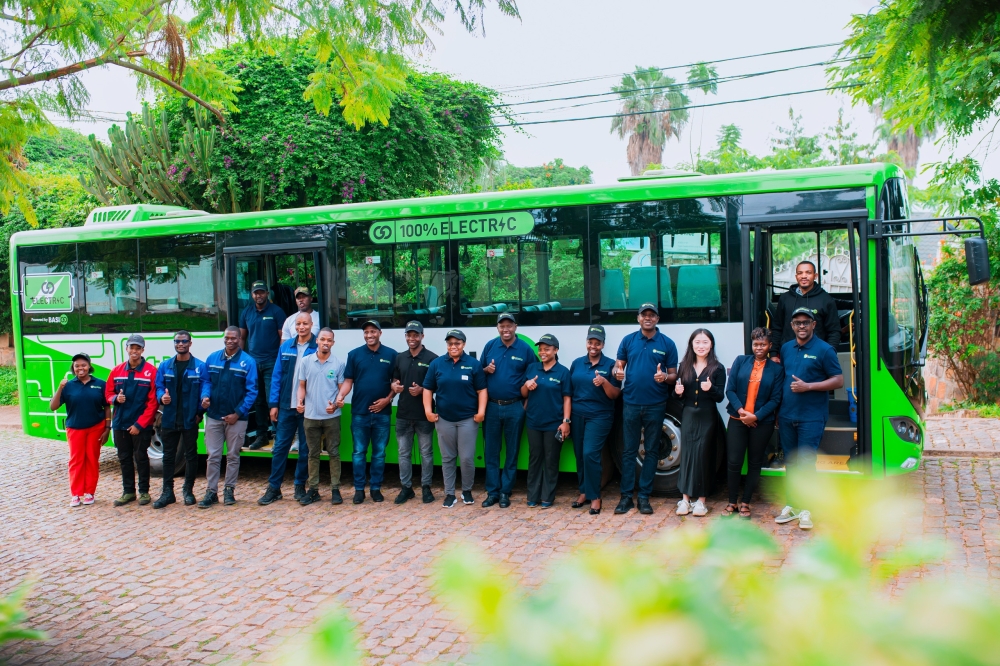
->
[0,583,45,647]
[0,366,17,406]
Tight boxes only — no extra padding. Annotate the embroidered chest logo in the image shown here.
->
[379,358,391,364]
[652,349,665,356]
[803,354,818,359]
[511,356,524,362]
[547,377,561,384]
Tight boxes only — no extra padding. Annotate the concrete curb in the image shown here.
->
[923,450,1000,459]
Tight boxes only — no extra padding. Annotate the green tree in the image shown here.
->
[610,67,691,176]
[481,158,593,191]
[687,124,763,175]
[0,0,519,222]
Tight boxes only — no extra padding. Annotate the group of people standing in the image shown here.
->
[52,262,843,528]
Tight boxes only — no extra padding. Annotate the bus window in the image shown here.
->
[519,236,584,312]
[458,240,519,315]
[660,232,723,309]
[140,234,219,332]
[771,230,856,296]
[598,232,659,310]
[885,237,921,366]
[234,257,264,315]
[394,243,447,315]
[345,245,394,318]
[78,240,139,333]
[273,253,317,317]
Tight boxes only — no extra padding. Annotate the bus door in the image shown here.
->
[739,210,870,473]
[226,247,327,326]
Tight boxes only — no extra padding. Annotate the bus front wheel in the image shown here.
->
[610,413,683,497]
[146,428,187,478]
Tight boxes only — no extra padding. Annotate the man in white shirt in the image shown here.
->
[281,287,320,341]
[296,328,346,506]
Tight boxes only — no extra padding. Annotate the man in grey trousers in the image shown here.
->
[295,328,346,506]
[391,321,438,504]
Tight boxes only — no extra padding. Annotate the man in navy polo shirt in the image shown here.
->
[480,313,538,509]
[334,320,397,504]
[239,280,286,450]
[613,303,678,516]
[774,307,843,531]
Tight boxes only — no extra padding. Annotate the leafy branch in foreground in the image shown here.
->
[0,582,46,646]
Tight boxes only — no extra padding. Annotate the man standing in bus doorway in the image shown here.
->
[770,261,841,355]
[481,313,537,509]
[391,321,438,504]
[774,307,843,531]
[613,303,678,516]
[200,326,259,508]
[153,331,210,509]
[334,320,397,504]
[239,281,286,450]
[258,312,316,506]
[105,334,159,507]
[281,287,320,341]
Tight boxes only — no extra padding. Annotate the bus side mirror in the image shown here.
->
[965,237,991,286]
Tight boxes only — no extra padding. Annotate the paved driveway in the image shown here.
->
[0,423,997,665]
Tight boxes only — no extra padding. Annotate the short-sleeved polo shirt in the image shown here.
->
[239,302,287,362]
[779,335,843,422]
[422,353,487,422]
[60,376,108,429]
[524,361,572,431]
[616,328,679,406]
[296,353,345,420]
[344,343,398,415]
[569,354,620,420]
[393,347,438,421]
[481,336,537,401]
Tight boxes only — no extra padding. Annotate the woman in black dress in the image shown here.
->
[674,328,726,517]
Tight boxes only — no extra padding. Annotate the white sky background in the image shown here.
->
[54,0,1000,192]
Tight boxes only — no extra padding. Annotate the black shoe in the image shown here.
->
[353,490,365,504]
[331,489,343,505]
[371,489,384,503]
[152,490,176,509]
[182,486,196,506]
[540,502,554,509]
[637,497,653,515]
[571,499,587,509]
[527,501,539,508]
[293,484,306,501]
[589,507,602,515]
[443,494,457,508]
[462,491,474,505]
[499,493,511,508]
[223,486,236,506]
[258,486,282,506]
[247,437,268,451]
[614,495,634,515]
[481,494,499,508]
[198,490,218,509]
[299,488,320,506]
[395,487,415,504]
[422,485,434,504]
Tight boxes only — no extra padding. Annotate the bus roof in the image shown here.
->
[10,163,899,247]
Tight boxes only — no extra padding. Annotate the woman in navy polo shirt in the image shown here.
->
[521,334,572,508]
[422,329,487,509]
[49,353,111,507]
[569,325,621,515]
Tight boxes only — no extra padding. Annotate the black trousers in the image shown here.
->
[114,428,152,494]
[527,428,560,504]
[726,418,775,504]
[160,426,199,491]
[254,358,275,442]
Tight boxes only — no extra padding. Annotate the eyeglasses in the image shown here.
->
[790,321,813,328]
[174,339,192,345]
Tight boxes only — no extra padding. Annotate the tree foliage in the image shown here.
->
[477,158,593,191]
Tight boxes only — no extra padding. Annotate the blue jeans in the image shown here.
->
[267,407,308,491]
[779,418,826,470]
[572,413,613,501]
[483,400,525,497]
[351,412,391,491]
[621,402,666,499]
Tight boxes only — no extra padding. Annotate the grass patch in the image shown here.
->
[939,401,1000,418]
[0,367,17,406]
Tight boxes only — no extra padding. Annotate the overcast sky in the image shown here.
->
[55,0,998,190]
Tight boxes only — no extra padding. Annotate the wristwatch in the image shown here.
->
[563,418,571,424]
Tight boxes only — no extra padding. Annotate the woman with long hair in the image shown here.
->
[674,328,726,517]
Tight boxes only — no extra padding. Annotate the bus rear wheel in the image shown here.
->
[146,427,186,478]
[610,413,683,497]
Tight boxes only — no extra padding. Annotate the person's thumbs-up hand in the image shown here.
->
[296,397,305,414]
[326,399,335,414]
[391,379,403,394]
[162,388,171,405]
[408,382,422,396]
[700,375,712,392]
[592,369,605,387]
[654,363,667,383]
[613,362,625,381]
[524,375,539,391]
[116,389,126,404]
[484,359,496,374]
[790,375,809,393]
[675,379,685,396]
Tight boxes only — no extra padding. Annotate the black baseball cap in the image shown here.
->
[445,329,467,342]
[537,333,560,348]
[497,312,516,324]
[638,302,658,315]
[362,319,381,330]
[251,281,268,293]
[71,352,91,364]
[586,325,606,342]
[126,333,145,348]
[404,321,424,334]
[791,307,817,321]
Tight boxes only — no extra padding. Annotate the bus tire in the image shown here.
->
[610,412,683,498]
[146,428,187,478]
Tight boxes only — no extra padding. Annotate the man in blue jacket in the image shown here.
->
[200,326,258,508]
[239,280,286,450]
[153,330,210,509]
[258,313,317,505]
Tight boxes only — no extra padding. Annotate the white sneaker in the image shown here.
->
[290,442,299,453]
[774,505,799,524]
[82,494,95,505]
[676,499,691,515]
[692,500,708,517]
[70,496,82,508]
[798,510,813,530]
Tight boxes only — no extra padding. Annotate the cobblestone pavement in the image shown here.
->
[0,421,998,665]
[925,417,1000,457]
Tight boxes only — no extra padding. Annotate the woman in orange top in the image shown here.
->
[724,327,785,519]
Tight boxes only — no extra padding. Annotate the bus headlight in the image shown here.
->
[889,417,922,445]
[900,457,918,470]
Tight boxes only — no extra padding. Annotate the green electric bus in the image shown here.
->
[10,163,988,494]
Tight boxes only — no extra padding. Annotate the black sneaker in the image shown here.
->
[331,488,343,505]
[462,491,474,505]
[258,486,283,505]
[481,495,499,508]
[527,501,540,508]
[499,493,511,508]
[353,490,365,504]
[152,490,176,509]
[614,495,634,515]
[371,489,384,503]
[422,485,434,504]
[137,492,151,506]
[223,486,236,506]
[540,502,554,509]
[293,484,306,501]
[198,490,218,509]
[113,493,136,507]
[247,437,268,451]
[637,497,653,515]
[394,487,415,504]
[443,494,457,508]
[299,488,320,506]
[182,486,196,506]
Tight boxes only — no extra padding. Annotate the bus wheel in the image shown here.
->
[609,413,683,497]
[146,428,186,478]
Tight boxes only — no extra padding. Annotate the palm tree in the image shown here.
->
[610,67,691,176]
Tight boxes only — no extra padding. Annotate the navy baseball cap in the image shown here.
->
[586,325,606,341]
[445,329,467,342]
[497,312,516,324]
[638,302,658,315]
[362,319,381,330]
[71,352,91,364]
[537,333,560,348]
[251,281,268,293]
[404,321,424,334]
[126,333,145,348]
[791,307,817,320]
